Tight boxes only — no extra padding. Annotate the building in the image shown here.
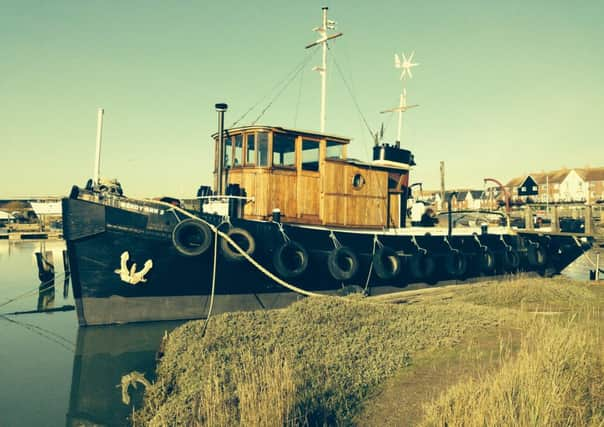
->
[506,167,604,203]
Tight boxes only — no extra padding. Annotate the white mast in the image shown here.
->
[93,108,104,186]
[305,7,342,133]
[381,52,419,144]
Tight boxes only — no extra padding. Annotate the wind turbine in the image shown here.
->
[381,51,419,145]
[395,51,419,80]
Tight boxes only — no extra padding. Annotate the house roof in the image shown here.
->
[576,167,604,182]
[470,190,484,199]
[507,169,570,187]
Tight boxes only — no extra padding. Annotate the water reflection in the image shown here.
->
[66,321,182,426]
[37,279,55,311]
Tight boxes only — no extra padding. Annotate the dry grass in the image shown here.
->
[420,317,604,426]
[134,277,604,426]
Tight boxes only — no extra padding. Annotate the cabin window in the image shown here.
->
[224,137,232,168]
[301,139,320,171]
[257,132,269,166]
[352,173,365,189]
[272,133,296,168]
[233,134,243,167]
[245,134,256,165]
[326,140,343,159]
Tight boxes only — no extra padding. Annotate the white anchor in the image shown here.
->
[114,251,153,285]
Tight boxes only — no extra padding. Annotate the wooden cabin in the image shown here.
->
[212,126,413,228]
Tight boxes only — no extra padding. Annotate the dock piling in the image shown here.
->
[550,206,559,232]
[35,251,55,282]
[524,206,534,230]
[62,249,70,274]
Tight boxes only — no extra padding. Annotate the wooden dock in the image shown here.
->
[0,231,63,241]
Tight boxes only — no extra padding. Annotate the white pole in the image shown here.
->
[306,7,342,134]
[320,7,328,134]
[546,175,549,213]
[93,108,104,186]
[396,90,406,143]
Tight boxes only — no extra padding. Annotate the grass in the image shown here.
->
[133,277,604,426]
[419,318,604,426]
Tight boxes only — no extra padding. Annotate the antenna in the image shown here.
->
[305,7,343,133]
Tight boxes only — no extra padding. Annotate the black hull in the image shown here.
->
[63,194,593,326]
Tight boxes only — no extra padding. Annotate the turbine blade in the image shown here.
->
[394,53,400,67]
[407,68,413,78]
[409,50,415,62]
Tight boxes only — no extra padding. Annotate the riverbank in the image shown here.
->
[134,277,604,426]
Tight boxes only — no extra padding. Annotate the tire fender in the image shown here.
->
[220,227,256,262]
[527,243,548,267]
[272,240,309,279]
[477,247,496,273]
[444,250,468,278]
[502,249,520,271]
[327,246,359,282]
[409,252,436,281]
[372,246,402,280]
[172,219,213,257]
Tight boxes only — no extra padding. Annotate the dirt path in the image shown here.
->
[355,327,522,426]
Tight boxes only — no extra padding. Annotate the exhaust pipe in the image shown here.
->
[215,103,228,195]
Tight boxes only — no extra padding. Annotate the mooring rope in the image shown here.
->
[572,236,604,273]
[0,272,66,310]
[0,314,75,352]
[200,223,221,337]
[363,235,378,292]
[140,199,327,298]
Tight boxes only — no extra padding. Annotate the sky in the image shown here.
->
[1,0,602,197]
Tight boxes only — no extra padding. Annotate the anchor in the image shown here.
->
[114,251,153,285]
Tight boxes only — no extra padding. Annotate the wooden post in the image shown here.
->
[62,249,70,274]
[550,205,559,232]
[584,205,593,235]
[35,251,55,282]
[524,205,534,230]
[440,161,445,211]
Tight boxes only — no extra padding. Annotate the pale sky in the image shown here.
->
[1,0,602,197]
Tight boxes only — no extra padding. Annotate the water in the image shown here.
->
[0,241,182,427]
[0,240,599,426]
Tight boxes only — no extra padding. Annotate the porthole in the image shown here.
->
[352,173,365,189]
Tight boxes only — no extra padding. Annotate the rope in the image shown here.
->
[364,236,378,291]
[251,50,318,126]
[0,314,75,352]
[473,234,488,251]
[328,230,342,249]
[443,236,459,253]
[140,199,326,298]
[200,224,220,337]
[410,235,427,255]
[0,272,65,309]
[328,45,374,140]
[231,49,317,128]
[275,221,291,243]
[572,236,600,269]
[294,62,305,128]
[499,234,512,251]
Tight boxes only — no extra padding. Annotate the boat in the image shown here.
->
[62,7,593,326]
